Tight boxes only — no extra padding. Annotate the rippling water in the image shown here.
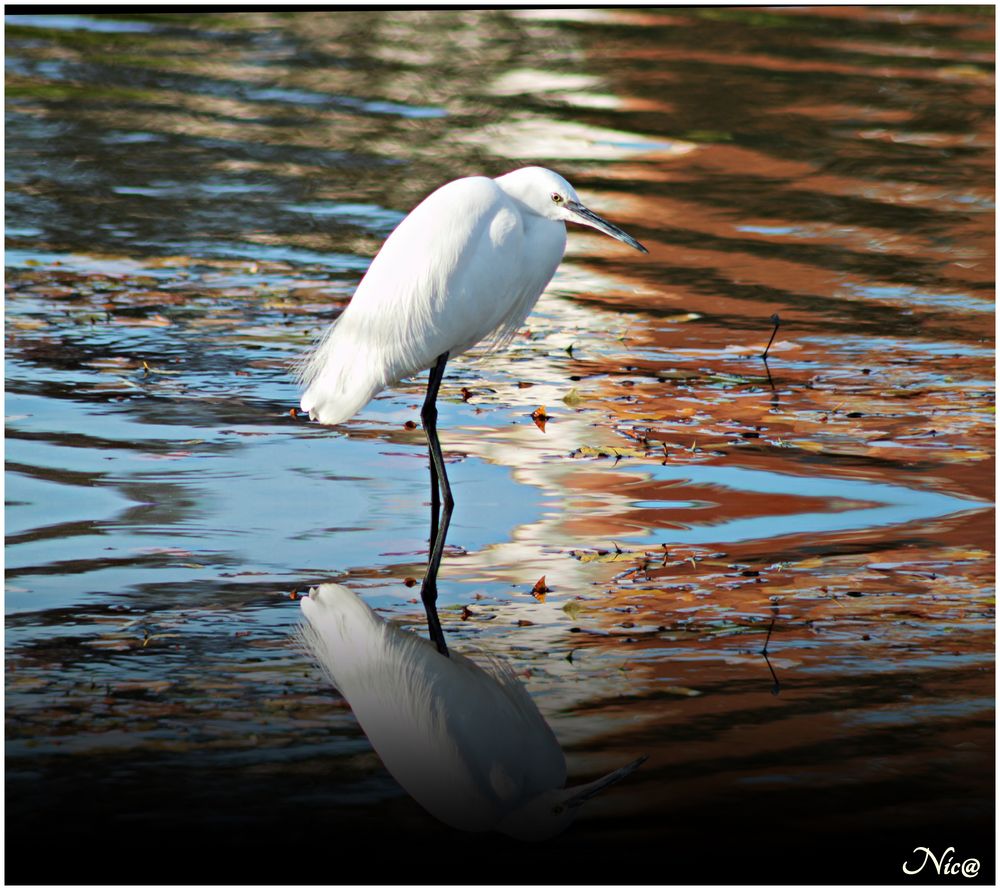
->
[5,9,994,884]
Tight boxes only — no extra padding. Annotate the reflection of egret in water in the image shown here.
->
[299,583,646,840]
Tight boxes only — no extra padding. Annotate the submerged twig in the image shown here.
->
[762,312,781,361]
[761,614,780,695]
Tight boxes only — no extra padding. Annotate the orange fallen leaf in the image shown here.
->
[531,406,549,433]
[531,576,549,598]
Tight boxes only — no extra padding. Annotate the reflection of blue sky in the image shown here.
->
[112,182,280,197]
[4,381,541,613]
[179,240,371,270]
[6,242,369,275]
[6,472,133,538]
[738,224,797,236]
[7,345,988,618]
[735,224,991,314]
[802,335,995,360]
[283,202,406,235]
[3,250,364,300]
[616,463,987,546]
[5,14,158,33]
[5,322,989,620]
[4,249,177,278]
[839,695,994,727]
[243,85,447,118]
[841,282,992,314]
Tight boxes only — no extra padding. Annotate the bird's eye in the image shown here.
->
[550,193,563,204]
[552,804,565,815]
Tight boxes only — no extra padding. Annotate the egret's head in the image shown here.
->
[496,754,648,842]
[496,166,648,253]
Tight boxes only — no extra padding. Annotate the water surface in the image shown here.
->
[5,9,994,884]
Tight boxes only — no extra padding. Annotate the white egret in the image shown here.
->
[299,583,647,840]
[298,168,647,656]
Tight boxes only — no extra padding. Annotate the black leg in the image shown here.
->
[427,426,441,552]
[420,352,453,657]
[762,312,781,361]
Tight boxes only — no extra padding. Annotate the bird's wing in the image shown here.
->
[441,649,567,803]
[332,176,546,385]
[474,213,566,355]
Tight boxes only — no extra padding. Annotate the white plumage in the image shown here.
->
[298,166,646,425]
[299,583,646,840]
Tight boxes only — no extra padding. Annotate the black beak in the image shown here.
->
[566,201,648,253]
[564,754,650,809]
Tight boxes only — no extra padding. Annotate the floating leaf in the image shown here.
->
[938,64,990,79]
[139,360,180,376]
[562,600,584,620]
[572,444,646,460]
[112,314,172,327]
[683,129,733,142]
[952,549,990,561]
[531,575,549,598]
[960,450,991,461]
[531,406,549,432]
[662,685,702,697]
[705,372,752,385]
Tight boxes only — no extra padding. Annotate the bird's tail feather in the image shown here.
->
[298,584,440,706]
[298,584,382,689]
[298,319,383,425]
